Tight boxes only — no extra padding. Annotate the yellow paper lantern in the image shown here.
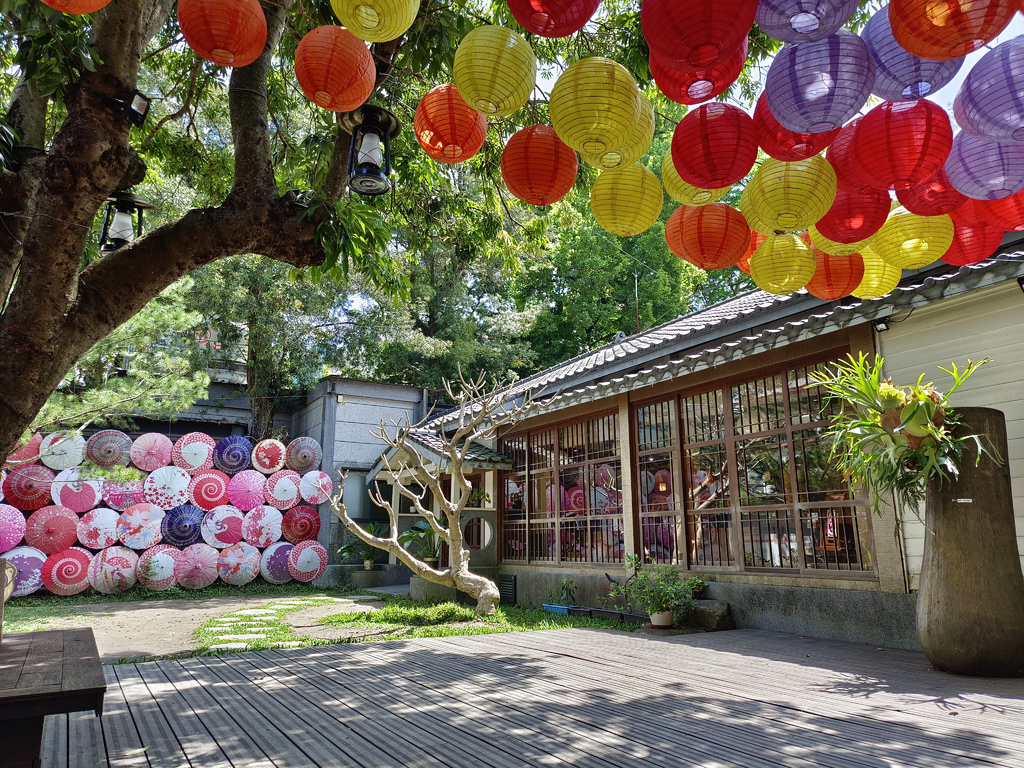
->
[871,208,955,269]
[808,225,868,257]
[662,149,730,206]
[590,163,664,237]
[330,0,419,43]
[749,233,816,295]
[550,57,641,156]
[581,97,654,170]
[852,245,903,299]
[739,185,776,236]
[741,156,837,235]
[453,26,536,118]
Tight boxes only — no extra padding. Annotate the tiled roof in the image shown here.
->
[405,429,512,468]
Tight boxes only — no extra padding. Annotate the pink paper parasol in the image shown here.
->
[260,541,293,584]
[171,432,217,475]
[241,506,283,548]
[566,487,586,512]
[86,430,132,468]
[0,504,26,551]
[42,547,93,595]
[88,546,138,594]
[174,543,219,589]
[264,470,301,510]
[3,465,55,511]
[0,469,4,501]
[77,507,120,549]
[25,505,79,555]
[137,544,181,590]
[5,546,46,596]
[201,506,244,548]
[285,437,322,473]
[5,433,42,469]
[217,542,261,585]
[227,470,266,512]
[40,433,86,471]
[50,468,104,513]
[288,540,328,582]
[251,439,286,474]
[144,466,191,509]
[103,479,145,511]
[281,505,320,544]
[116,503,165,549]
[188,469,230,511]
[299,470,333,505]
[130,433,173,471]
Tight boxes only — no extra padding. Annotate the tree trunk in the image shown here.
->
[918,407,1024,677]
[451,569,501,615]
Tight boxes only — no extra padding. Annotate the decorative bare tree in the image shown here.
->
[329,372,535,615]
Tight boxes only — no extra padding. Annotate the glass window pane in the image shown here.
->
[733,375,787,435]
[741,509,798,568]
[789,365,842,426]
[530,431,555,470]
[558,422,587,466]
[637,400,677,451]
[792,427,851,502]
[801,504,874,572]
[688,511,735,566]
[588,414,619,460]
[683,444,730,510]
[558,467,586,516]
[683,390,726,443]
[639,452,680,514]
[589,461,622,515]
[736,435,792,506]
[591,517,625,564]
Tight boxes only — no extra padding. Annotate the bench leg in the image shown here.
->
[0,716,45,768]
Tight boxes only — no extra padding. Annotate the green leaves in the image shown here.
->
[11,1,101,99]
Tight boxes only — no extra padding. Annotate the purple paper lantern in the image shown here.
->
[861,7,963,102]
[953,36,1024,144]
[755,0,859,44]
[945,132,1024,201]
[765,31,876,135]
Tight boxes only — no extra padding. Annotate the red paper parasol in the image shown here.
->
[201,505,244,548]
[42,547,93,595]
[40,433,86,471]
[288,540,328,582]
[566,487,586,512]
[130,433,173,471]
[103,479,145,511]
[227,470,267,512]
[285,437,322,472]
[85,430,132,468]
[50,468,104,513]
[217,542,261,585]
[77,507,120,549]
[175,543,220,589]
[281,505,320,544]
[172,432,217,474]
[264,470,301,510]
[242,505,283,547]
[5,546,46,596]
[137,544,181,590]
[299,470,333,505]
[144,466,192,509]
[251,439,286,474]
[260,541,293,584]
[88,546,138,594]
[5,433,42,469]
[0,503,26,551]
[116,503,165,549]
[3,465,55,511]
[188,469,230,511]
[25,505,79,554]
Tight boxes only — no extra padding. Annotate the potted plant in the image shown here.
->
[398,519,445,568]
[337,522,390,569]
[607,554,696,628]
[467,488,491,508]
[683,575,709,600]
[542,577,577,615]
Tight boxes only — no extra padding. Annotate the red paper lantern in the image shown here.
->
[641,0,757,71]
[805,248,866,301]
[671,103,758,188]
[852,100,953,192]
[501,125,578,206]
[736,231,766,275]
[753,93,839,162]
[941,222,1004,266]
[177,0,267,68]
[977,188,1024,231]
[650,38,747,106]
[665,203,751,271]
[814,188,890,244]
[414,85,488,164]
[896,167,968,216]
[826,118,877,194]
[950,199,990,228]
[889,0,1017,61]
[507,0,600,37]
[294,26,374,112]
[40,0,111,13]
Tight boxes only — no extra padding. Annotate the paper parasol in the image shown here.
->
[242,505,283,548]
[566,487,586,512]
[25,505,79,555]
[5,546,46,596]
[50,468,104,513]
[144,466,192,509]
[174,543,219,589]
[227,470,267,512]
[137,544,181,590]
[285,437,322,472]
[213,436,253,474]
[172,432,217,475]
[0,504,26,551]
[260,541,293,584]
[116,503,165,549]
[201,506,244,549]
[88,546,139,594]
[40,433,86,471]
[188,469,230,511]
[161,504,204,548]
[77,507,120,549]
[42,547,93,595]
[4,433,42,469]
[251,439,286,474]
[281,505,321,543]
[3,465,55,511]
[103,479,145,511]
[85,430,132,468]
[264,470,301,510]
[288,540,328,582]
[0,470,4,501]
[217,542,261,585]
[130,433,173,472]
[299,470,333,505]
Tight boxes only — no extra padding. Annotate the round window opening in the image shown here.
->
[464,517,493,550]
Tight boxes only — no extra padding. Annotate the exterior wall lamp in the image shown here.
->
[871,317,891,333]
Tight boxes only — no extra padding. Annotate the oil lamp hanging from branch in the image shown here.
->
[99,191,155,255]
[341,105,401,197]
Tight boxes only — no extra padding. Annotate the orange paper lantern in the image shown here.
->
[665,203,751,270]
[889,0,1016,61]
[177,0,268,68]
[40,0,111,13]
[805,248,865,301]
[414,85,488,164]
[295,26,375,112]
[736,231,767,274]
[501,125,578,206]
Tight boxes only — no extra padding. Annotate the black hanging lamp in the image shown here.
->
[340,105,401,197]
[99,191,155,254]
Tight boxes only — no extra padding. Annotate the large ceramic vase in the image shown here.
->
[917,407,1024,677]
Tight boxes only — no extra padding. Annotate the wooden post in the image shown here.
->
[0,559,15,645]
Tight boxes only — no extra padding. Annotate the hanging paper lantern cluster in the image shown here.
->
[805,247,865,301]
[945,132,1024,201]
[295,26,375,112]
[826,118,875,194]
[950,198,990,228]
[177,0,268,68]
[661,150,730,207]
[453,26,536,118]
[650,39,748,106]
[853,246,902,299]
[755,0,860,44]
[665,204,751,270]
[978,188,1024,230]
[753,93,839,162]
[641,0,757,71]
[581,97,654,170]
[40,0,111,13]
[550,58,641,157]
[872,208,955,269]
[942,222,1004,266]
[741,156,837,234]
[507,0,601,37]
[671,103,758,188]
[736,231,767,274]
[814,188,890,244]
[414,85,487,163]
[501,125,578,206]
[888,0,1017,61]
[809,225,869,256]
[749,234,816,295]
[853,100,953,191]
[896,167,968,215]
[953,36,1024,144]
[590,164,664,237]
[329,0,420,43]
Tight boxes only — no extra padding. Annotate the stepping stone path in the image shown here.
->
[215,634,267,641]
[208,643,250,651]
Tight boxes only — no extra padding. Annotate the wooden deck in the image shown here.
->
[40,628,1024,768]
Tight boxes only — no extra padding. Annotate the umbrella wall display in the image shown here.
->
[227,470,267,512]
[137,544,181,590]
[40,433,86,471]
[241,506,283,547]
[264,470,301,509]
[299,470,333,505]
[161,504,205,548]
[213,436,253,474]
[5,433,42,469]
[130,433,173,472]
[260,541,293,584]
[144,466,192,509]
[0,469,4,501]
[175,543,219,589]
[251,439,286,474]
[77,507,121,549]
[288,540,328,582]
[4,546,46,596]
[217,542,261,585]
[188,469,230,511]
[201,506,244,548]
[3,464,55,511]
[42,547,93,596]
[88,546,139,594]
[281,505,321,544]
[104,479,145,511]
[172,432,217,474]
[50,468,104,513]
[285,437,322,473]
[117,503,165,549]
[25,505,79,555]
[85,430,132,468]
[0,504,26,551]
